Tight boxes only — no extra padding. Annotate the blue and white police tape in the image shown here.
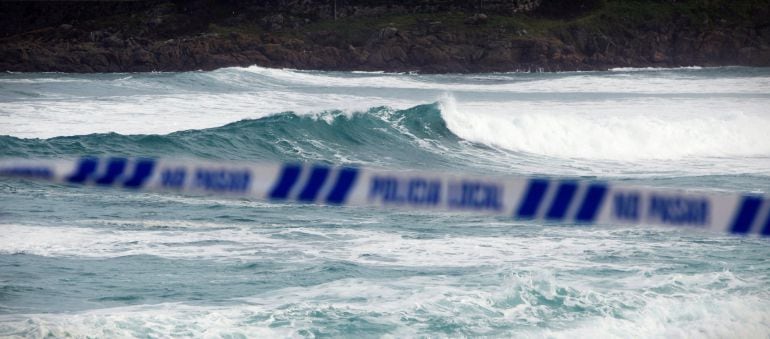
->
[1,157,769,237]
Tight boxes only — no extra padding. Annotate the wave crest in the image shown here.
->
[439,94,770,161]
[0,104,461,167]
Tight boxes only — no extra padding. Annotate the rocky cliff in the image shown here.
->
[1,0,768,73]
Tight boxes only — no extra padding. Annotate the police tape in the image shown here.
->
[1,157,769,236]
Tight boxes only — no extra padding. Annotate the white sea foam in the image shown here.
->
[1,67,768,167]
[0,221,612,264]
[0,223,282,260]
[439,93,770,162]
[609,66,705,72]
[1,273,767,337]
[3,67,770,169]
[0,220,744,268]
[0,91,413,138]
[544,294,770,339]
[237,65,770,94]
[0,304,295,338]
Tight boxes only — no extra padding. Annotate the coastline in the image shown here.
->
[1,1,769,73]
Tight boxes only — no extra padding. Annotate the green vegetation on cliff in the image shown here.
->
[1,0,768,72]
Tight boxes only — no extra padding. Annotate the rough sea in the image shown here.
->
[0,66,769,338]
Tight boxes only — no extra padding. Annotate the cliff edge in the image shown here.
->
[1,0,769,73]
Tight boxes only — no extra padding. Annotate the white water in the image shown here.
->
[439,94,770,160]
[3,66,770,164]
[2,67,770,337]
[3,273,768,338]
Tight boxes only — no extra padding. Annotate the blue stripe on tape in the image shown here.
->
[66,158,99,183]
[574,184,608,223]
[298,165,330,202]
[123,159,155,188]
[325,167,359,205]
[730,196,762,234]
[546,181,578,220]
[269,164,302,200]
[95,158,127,185]
[516,179,549,219]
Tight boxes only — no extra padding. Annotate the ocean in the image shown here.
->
[0,66,769,337]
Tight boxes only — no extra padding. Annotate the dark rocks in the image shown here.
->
[261,43,295,63]
[378,26,399,40]
[131,49,153,64]
[464,13,488,25]
[148,16,164,28]
[481,48,513,64]
[409,45,448,65]
[0,30,552,72]
[1,1,769,73]
[652,51,666,63]
[382,45,407,63]
[261,14,285,31]
[427,21,444,34]
[102,35,124,48]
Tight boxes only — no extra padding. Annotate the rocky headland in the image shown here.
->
[1,0,769,73]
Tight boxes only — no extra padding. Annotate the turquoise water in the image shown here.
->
[1,67,769,337]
